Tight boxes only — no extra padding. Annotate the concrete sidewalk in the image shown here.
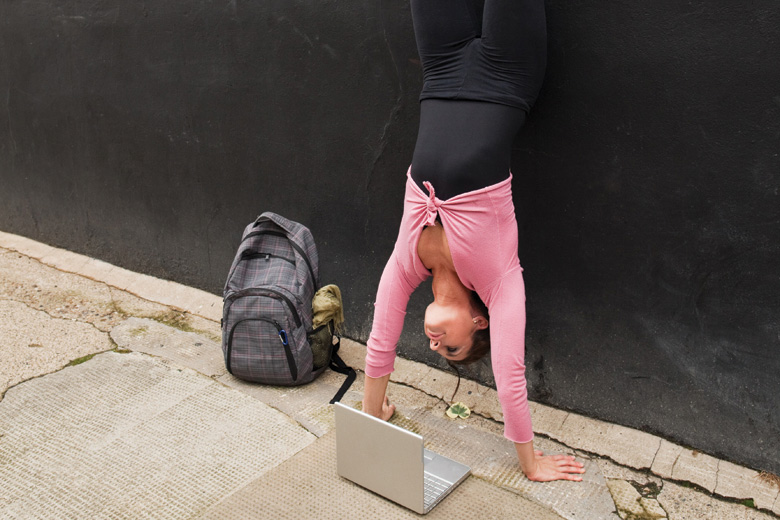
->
[1,231,778,519]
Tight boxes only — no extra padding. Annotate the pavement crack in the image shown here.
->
[0,348,116,402]
[385,370,603,458]
[715,459,721,494]
[559,412,571,431]
[386,376,450,406]
[670,452,681,478]
[650,440,661,470]
[105,285,128,316]
[1,295,67,321]
[385,371,605,461]
[0,295,114,337]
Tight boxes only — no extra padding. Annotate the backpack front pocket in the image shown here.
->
[227,317,298,383]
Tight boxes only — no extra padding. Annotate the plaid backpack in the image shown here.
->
[222,212,354,402]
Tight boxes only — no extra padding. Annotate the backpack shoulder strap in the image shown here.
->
[328,337,356,404]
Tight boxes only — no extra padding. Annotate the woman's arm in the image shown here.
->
[363,246,427,418]
[484,266,584,481]
[483,265,533,442]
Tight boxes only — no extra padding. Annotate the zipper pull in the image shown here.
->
[265,254,270,261]
[279,329,289,346]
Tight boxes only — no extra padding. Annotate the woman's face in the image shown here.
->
[424,300,481,362]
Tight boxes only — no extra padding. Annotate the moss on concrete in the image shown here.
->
[67,353,98,366]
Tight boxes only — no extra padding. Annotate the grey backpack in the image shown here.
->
[222,212,354,400]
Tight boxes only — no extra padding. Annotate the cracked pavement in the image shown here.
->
[0,237,779,519]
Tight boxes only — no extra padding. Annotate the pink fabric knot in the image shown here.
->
[422,181,441,226]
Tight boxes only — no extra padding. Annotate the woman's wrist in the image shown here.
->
[514,440,537,476]
[362,373,391,416]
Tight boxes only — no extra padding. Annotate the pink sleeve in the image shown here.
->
[482,265,533,444]
[365,250,427,378]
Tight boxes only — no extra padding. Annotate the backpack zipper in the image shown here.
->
[240,250,295,266]
[225,287,302,328]
[226,317,297,382]
[225,246,297,288]
[241,230,317,287]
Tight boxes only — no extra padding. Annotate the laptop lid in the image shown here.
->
[335,402,425,513]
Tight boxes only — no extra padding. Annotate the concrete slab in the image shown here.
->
[610,479,669,519]
[351,401,619,520]
[0,236,222,323]
[642,497,669,518]
[111,317,226,378]
[218,370,443,438]
[597,457,664,491]
[122,275,222,323]
[651,439,683,479]
[37,247,92,274]
[0,247,222,346]
[336,337,368,370]
[217,367,616,519]
[395,361,507,423]
[531,401,571,438]
[0,298,113,399]
[484,452,619,520]
[0,230,56,258]
[342,337,655,475]
[411,367,461,404]
[109,290,221,343]
[0,247,166,332]
[601,425,661,470]
[196,430,566,520]
[3,233,778,517]
[555,413,660,471]
[390,354,435,387]
[0,351,315,519]
[221,360,612,517]
[342,338,508,425]
[607,479,657,519]
[657,481,776,520]
[79,257,128,285]
[97,262,148,293]
[715,460,780,512]
[664,447,718,493]
[218,370,363,437]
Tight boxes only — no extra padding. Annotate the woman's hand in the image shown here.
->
[524,450,585,482]
[362,374,395,420]
[363,395,396,421]
[378,395,396,421]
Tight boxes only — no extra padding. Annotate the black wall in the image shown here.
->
[1,1,778,474]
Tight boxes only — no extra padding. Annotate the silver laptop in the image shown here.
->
[334,401,471,514]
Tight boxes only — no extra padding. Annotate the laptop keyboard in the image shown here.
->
[423,472,451,509]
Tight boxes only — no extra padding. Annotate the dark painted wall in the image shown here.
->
[1,1,778,474]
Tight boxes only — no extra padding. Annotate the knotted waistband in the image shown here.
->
[422,181,441,226]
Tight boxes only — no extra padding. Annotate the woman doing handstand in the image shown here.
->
[362,0,585,482]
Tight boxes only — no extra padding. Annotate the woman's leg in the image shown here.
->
[410,0,480,58]
[409,0,542,200]
[481,0,547,103]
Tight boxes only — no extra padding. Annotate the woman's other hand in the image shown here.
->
[525,450,585,482]
[377,395,396,421]
[362,395,396,421]
[362,374,395,420]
